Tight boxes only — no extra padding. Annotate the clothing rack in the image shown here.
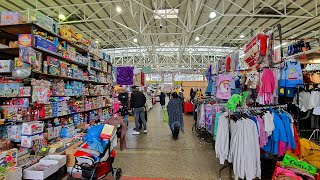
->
[218,104,288,180]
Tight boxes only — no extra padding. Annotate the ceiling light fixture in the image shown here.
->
[133,38,138,43]
[209,11,216,18]
[58,14,66,21]
[239,34,245,38]
[195,36,200,41]
[95,40,99,44]
[116,7,122,13]
[274,42,287,49]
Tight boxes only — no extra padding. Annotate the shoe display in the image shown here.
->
[132,131,140,135]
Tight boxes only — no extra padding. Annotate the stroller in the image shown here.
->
[68,124,122,180]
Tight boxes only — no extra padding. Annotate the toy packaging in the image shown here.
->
[35,36,56,53]
[21,134,43,148]
[0,148,18,167]
[7,125,22,143]
[47,56,61,75]
[29,10,57,34]
[22,121,44,136]
[18,34,32,47]
[32,86,50,103]
[19,47,36,64]
[60,61,69,77]
[33,51,42,72]
[67,45,76,60]
[1,11,21,25]
[0,60,13,73]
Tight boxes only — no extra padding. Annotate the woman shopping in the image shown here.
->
[167,92,184,140]
[160,92,166,108]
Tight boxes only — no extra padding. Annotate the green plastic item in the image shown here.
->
[163,110,169,124]
[226,94,241,111]
[282,154,317,175]
[240,91,248,107]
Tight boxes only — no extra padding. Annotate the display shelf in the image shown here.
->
[0,23,88,53]
[0,95,30,98]
[33,47,88,68]
[50,94,109,97]
[0,47,19,56]
[285,47,320,61]
[33,72,109,85]
[34,105,111,121]
[90,66,109,74]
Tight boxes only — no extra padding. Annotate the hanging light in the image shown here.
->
[195,36,200,41]
[58,14,66,21]
[239,34,245,38]
[133,38,138,43]
[116,7,122,13]
[209,11,216,18]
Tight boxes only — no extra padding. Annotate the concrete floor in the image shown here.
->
[113,103,225,180]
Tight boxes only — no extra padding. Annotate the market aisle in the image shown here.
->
[113,102,222,179]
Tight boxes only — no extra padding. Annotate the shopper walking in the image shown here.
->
[130,86,147,135]
[167,92,184,140]
[159,92,166,108]
[117,87,129,126]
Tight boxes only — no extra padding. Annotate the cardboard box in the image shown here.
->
[1,11,21,25]
[0,60,13,72]
[35,35,56,52]
[23,160,59,179]
[53,126,62,138]
[42,155,66,168]
[18,34,32,47]
[21,134,43,148]
[19,47,36,64]
[22,121,44,135]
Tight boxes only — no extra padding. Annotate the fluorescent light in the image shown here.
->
[182,65,185,68]
[274,42,287,49]
[209,11,216,18]
[239,34,245,38]
[95,40,99,43]
[195,36,200,41]
[154,9,179,19]
[116,7,122,13]
[133,38,138,43]
[58,14,66,21]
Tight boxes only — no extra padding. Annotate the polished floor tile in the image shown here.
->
[113,103,225,180]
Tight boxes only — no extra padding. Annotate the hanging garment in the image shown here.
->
[280,61,303,88]
[215,112,229,165]
[205,104,214,133]
[216,73,232,99]
[258,69,275,104]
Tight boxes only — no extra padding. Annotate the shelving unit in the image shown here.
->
[0,22,114,133]
[285,47,320,63]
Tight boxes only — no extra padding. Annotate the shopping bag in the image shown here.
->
[163,109,169,124]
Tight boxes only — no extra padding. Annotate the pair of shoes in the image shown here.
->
[132,131,140,135]
[143,129,147,134]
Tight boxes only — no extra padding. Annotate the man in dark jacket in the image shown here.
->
[130,86,147,135]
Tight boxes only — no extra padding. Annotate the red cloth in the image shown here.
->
[258,34,268,56]
[74,150,93,157]
[226,55,231,72]
[293,124,301,156]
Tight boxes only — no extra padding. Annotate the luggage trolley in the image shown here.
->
[68,124,122,180]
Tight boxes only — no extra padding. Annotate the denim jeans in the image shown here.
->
[133,107,146,130]
[124,115,129,126]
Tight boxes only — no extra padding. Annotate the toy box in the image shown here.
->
[7,125,22,142]
[46,127,54,140]
[19,86,31,97]
[33,51,42,72]
[53,126,62,138]
[0,148,18,167]
[47,56,61,75]
[67,45,76,60]
[18,34,32,47]
[1,11,21,25]
[60,61,69,77]
[32,86,50,103]
[0,60,13,72]
[19,47,36,64]
[1,83,23,96]
[21,134,43,148]
[29,10,57,34]
[35,36,56,53]
[22,121,44,135]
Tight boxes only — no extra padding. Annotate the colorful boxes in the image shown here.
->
[35,36,56,52]
[22,121,44,135]
[47,56,61,75]
[18,34,32,47]
[21,134,43,148]
[0,148,18,167]
[0,60,13,72]
[1,11,21,25]
[7,125,22,142]
[19,47,36,64]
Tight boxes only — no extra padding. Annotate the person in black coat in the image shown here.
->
[159,92,166,108]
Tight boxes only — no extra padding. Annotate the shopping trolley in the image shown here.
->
[68,125,122,180]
